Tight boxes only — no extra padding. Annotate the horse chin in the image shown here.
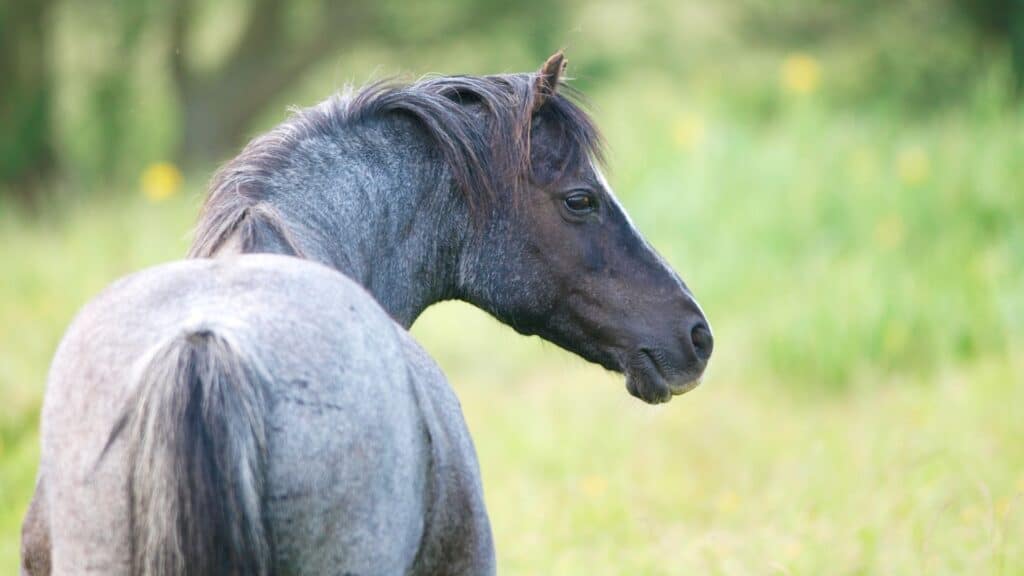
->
[625,372,673,404]
[667,375,703,396]
[623,350,703,404]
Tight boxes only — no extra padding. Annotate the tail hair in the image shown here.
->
[116,329,272,576]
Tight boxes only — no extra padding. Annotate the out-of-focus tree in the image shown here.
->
[170,0,562,167]
[91,0,149,180]
[0,0,56,203]
[169,0,372,166]
[1,0,562,200]
[953,0,1024,93]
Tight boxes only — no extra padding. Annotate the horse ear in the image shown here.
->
[533,50,567,112]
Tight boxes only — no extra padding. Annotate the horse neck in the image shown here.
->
[259,117,471,328]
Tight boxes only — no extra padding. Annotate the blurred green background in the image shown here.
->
[2,0,1023,573]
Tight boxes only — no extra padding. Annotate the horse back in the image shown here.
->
[36,255,432,574]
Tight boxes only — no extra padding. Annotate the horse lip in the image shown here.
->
[639,348,669,380]
[625,374,672,404]
[637,348,704,399]
[623,349,673,404]
[667,375,702,396]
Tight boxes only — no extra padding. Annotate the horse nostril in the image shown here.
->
[690,322,714,362]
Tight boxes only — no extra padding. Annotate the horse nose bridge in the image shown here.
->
[650,253,706,321]
[630,281,707,338]
[620,231,705,320]
[636,239,691,293]
[647,260,699,309]
[653,275,710,341]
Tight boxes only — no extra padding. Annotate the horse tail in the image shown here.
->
[120,329,272,576]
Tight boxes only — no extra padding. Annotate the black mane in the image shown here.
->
[190,71,604,257]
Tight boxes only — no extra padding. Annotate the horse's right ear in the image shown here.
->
[532,50,567,113]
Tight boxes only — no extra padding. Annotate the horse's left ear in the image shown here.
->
[533,50,567,112]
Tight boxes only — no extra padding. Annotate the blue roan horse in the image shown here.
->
[22,53,712,575]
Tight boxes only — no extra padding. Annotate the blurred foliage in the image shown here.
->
[730,0,1013,114]
[2,0,1024,572]
[953,0,1024,91]
[2,0,1024,199]
[0,0,56,202]
[0,0,1019,410]
[1,0,564,196]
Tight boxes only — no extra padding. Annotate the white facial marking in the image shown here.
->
[592,161,709,322]
[592,161,640,232]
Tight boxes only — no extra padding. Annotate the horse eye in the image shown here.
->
[564,192,596,214]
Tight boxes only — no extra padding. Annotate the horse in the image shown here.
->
[22,52,713,575]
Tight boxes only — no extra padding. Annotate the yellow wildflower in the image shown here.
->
[960,506,976,524]
[580,475,608,498]
[715,490,740,514]
[783,539,802,560]
[781,53,821,95]
[882,321,910,357]
[897,147,930,185]
[672,112,706,152]
[996,497,1012,519]
[141,162,183,202]
[977,248,1007,279]
[874,214,905,251]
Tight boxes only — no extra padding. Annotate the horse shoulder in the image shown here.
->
[397,332,495,575]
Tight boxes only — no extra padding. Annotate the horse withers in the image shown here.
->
[23,52,712,575]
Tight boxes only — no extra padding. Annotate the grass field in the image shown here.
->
[1,85,1022,573]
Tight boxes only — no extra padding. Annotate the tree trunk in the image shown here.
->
[171,0,363,169]
[169,0,544,169]
[0,0,56,203]
[177,87,243,169]
[1011,0,1024,95]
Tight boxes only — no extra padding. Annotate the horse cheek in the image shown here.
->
[582,239,607,274]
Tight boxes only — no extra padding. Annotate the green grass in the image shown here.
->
[421,308,1024,574]
[1,91,1022,573]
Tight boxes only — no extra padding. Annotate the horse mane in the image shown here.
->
[188,71,604,258]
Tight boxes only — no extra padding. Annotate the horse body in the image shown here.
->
[28,255,491,575]
[25,53,714,574]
